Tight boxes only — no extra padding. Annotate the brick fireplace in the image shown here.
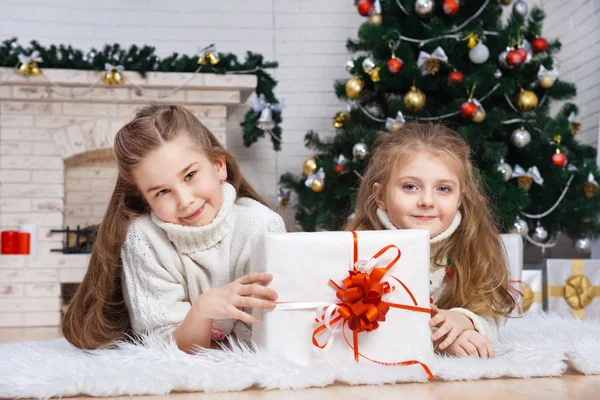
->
[0,67,256,327]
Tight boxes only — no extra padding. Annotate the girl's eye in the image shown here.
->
[185,171,196,181]
[156,189,169,197]
[438,186,452,193]
[403,184,417,191]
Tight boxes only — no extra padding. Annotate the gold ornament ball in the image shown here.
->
[311,179,325,193]
[539,75,556,89]
[368,14,382,26]
[345,77,365,99]
[17,61,42,76]
[403,85,426,112]
[302,157,317,175]
[516,90,538,112]
[472,109,486,123]
[500,0,513,5]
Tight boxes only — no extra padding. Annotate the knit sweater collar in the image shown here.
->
[151,182,236,253]
[376,208,462,262]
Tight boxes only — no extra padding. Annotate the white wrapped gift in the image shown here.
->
[249,230,433,373]
[521,270,543,314]
[501,234,524,316]
[546,259,600,320]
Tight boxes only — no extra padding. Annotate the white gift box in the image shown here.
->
[501,234,524,316]
[521,270,543,314]
[249,230,434,369]
[546,259,600,320]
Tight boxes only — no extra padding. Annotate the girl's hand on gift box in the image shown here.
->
[194,272,279,325]
[429,304,475,350]
[435,330,495,358]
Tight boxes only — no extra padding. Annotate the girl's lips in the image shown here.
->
[183,204,205,220]
[412,215,437,221]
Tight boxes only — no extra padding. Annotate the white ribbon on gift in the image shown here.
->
[305,167,325,188]
[512,165,544,186]
[417,47,448,75]
[18,50,42,65]
[385,111,406,130]
[537,65,559,80]
[104,63,124,73]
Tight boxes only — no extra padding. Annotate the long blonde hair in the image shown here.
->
[346,123,515,318]
[62,105,267,349]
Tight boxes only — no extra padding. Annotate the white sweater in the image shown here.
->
[376,209,500,341]
[121,182,286,341]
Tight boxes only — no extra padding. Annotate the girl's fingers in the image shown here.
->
[431,322,451,342]
[460,340,479,357]
[229,306,261,325]
[237,296,276,310]
[238,273,273,285]
[238,283,278,299]
[485,339,495,358]
[438,328,458,350]
[429,312,446,327]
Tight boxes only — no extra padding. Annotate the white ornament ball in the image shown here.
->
[496,160,513,181]
[415,0,435,17]
[513,0,528,16]
[533,225,549,242]
[345,60,355,73]
[469,43,490,64]
[510,218,529,237]
[574,237,592,255]
[495,69,503,78]
[511,127,532,148]
[352,142,369,160]
[362,57,376,74]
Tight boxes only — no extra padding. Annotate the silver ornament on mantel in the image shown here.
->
[415,0,435,17]
[352,142,369,160]
[496,159,512,181]
[362,57,376,74]
[532,223,549,242]
[510,217,529,237]
[345,60,355,73]
[574,237,592,255]
[511,126,532,148]
[513,0,528,17]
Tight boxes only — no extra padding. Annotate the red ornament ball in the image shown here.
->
[516,48,528,61]
[532,37,549,53]
[443,0,460,16]
[357,0,373,16]
[334,164,347,174]
[551,152,568,167]
[460,101,478,118]
[448,70,465,83]
[387,57,404,74]
[506,49,525,66]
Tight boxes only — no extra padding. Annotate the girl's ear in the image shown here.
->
[372,182,386,210]
[214,155,228,182]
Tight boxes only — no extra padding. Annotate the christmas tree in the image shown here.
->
[280,0,600,254]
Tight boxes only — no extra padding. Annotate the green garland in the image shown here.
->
[0,38,282,150]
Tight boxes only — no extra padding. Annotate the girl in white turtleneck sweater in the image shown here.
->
[347,123,515,359]
[62,105,285,353]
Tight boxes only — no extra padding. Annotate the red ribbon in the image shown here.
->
[312,231,433,380]
[509,279,524,315]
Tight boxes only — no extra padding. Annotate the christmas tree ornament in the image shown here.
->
[352,142,369,160]
[574,237,592,255]
[277,187,291,207]
[494,69,503,78]
[443,0,460,15]
[333,111,349,129]
[418,47,448,75]
[513,0,528,16]
[569,112,582,134]
[501,0,513,5]
[362,57,376,74]
[472,107,486,123]
[516,89,538,111]
[385,111,406,130]
[532,37,549,53]
[532,223,549,242]
[415,0,436,17]
[197,45,220,66]
[463,33,479,48]
[102,64,125,85]
[345,76,365,99]
[302,157,318,175]
[551,150,568,167]
[496,158,513,181]
[461,101,478,118]
[335,154,349,174]
[506,49,525,66]
[512,165,543,191]
[537,65,559,89]
[387,56,404,74]
[511,126,532,148]
[448,70,465,83]
[305,168,326,193]
[584,173,598,198]
[515,47,528,62]
[368,66,381,82]
[521,40,533,63]
[345,60,355,73]
[404,84,426,112]
[16,51,43,76]
[469,42,490,64]
[252,94,283,132]
[368,0,382,25]
[510,217,529,237]
[357,0,373,16]
[498,49,512,69]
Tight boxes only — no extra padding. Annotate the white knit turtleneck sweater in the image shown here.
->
[121,182,286,341]
[376,208,500,341]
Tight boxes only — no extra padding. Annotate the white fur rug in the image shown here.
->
[1,313,599,399]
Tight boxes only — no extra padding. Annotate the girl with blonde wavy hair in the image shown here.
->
[346,123,515,358]
[63,105,284,352]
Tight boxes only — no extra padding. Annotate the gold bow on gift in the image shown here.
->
[521,282,534,312]
[548,260,600,319]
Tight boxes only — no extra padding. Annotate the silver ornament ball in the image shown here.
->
[510,218,529,237]
[496,160,512,181]
[415,0,435,17]
[345,60,355,73]
[352,142,369,160]
[574,237,592,255]
[513,0,528,17]
[362,57,376,74]
[533,225,549,242]
[498,50,512,69]
[511,127,531,148]
[469,43,490,64]
[494,69,503,78]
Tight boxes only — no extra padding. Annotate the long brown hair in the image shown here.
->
[346,123,515,318]
[62,104,267,349]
